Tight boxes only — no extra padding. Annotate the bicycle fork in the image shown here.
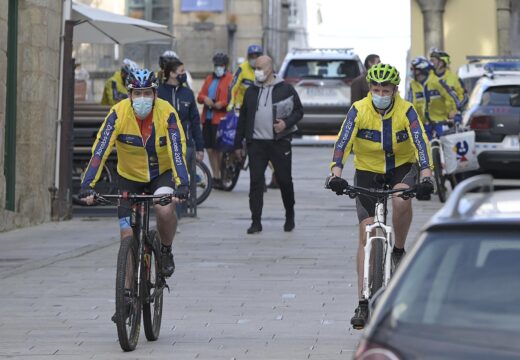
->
[361,203,395,300]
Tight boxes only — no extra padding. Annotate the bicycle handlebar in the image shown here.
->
[339,184,417,200]
[73,192,178,207]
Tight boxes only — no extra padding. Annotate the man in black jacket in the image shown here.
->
[350,54,380,103]
[234,55,304,234]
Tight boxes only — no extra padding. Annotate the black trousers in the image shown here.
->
[247,139,295,223]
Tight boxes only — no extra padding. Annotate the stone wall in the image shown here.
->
[0,0,62,232]
[0,2,8,215]
[172,0,263,75]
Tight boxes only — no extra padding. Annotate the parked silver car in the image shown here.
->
[278,48,364,135]
[356,175,520,360]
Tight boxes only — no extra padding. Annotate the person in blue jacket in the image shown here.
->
[157,57,204,215]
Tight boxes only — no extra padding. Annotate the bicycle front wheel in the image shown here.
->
[432,146,447,203]
[142,231,164,341]
[369,234,384,298]
[195,161,213,205]
[220,152,241,191]
[115,236,141,351]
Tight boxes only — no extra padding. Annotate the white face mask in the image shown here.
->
[372,93,393,110]
[214,66,225,77]
[132,97,154,119]
[255,69,267,83]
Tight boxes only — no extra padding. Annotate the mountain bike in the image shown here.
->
[83,192,174,351]
[338,184,417,301]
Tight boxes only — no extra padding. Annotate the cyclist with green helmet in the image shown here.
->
[325,63,434,329]
[407,56,458,139]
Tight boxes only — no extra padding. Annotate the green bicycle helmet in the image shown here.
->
[430,48,451,65]
[366,63,400,86]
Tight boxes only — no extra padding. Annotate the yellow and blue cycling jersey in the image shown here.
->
[435,68,468,112]
[407,71,457,123]
[81,98,189,189]
[227,61,255,111]
[330,92,432,174]
[101,71,128,106]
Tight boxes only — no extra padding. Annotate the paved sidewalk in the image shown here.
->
[0,146,442,359]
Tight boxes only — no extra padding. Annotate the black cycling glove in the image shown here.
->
[175,185,189,200]
[78,188,96,199]
[416,177,434,201]
[328,176,349,195]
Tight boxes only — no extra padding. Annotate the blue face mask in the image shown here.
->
[176,73,187,84]
[372,93,393,110]
[132,97,154,119]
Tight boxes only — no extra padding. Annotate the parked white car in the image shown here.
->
[462,67,520,178]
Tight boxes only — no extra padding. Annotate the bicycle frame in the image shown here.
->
[335,184,416,301]
[430,138,445,174]
[131,199,150,301]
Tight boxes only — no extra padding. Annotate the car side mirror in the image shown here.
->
[510,93,520,107]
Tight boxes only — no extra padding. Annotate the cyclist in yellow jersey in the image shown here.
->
[430,49,468,118]
[79,68,189,280]
[227,44,263,111]
[325,63,434,329]
[101,58,138,106]
[407,56,457,139]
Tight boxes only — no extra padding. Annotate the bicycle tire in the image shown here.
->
[115,236,141,351]
[195,161,213,205]
[369,232,384,298]
[142,231,164,341]
[220,152,242,192]
[432,147,447,203]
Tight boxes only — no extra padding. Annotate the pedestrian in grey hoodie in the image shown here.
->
[234,55,304,234]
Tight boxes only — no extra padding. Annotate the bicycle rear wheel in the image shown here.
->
[432,147,447,203]
[142,231,164,341]
[220,152,242,191]
[369,233,384,298]
[115,236,141,351]
[195,161,213,205]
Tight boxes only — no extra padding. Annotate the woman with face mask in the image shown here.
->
[157,59,205,216]
[197,52,233,189]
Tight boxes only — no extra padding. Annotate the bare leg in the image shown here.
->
[357,217,374,299]
[207,149,221,179]
[155,203,176,247]
[392,183,413,249]
[120,228,132,240]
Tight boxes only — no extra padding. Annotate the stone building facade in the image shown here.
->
[0,0,63,231]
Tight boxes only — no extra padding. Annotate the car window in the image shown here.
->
[382,231,520,333]
[480,85,520,106]
[284,60,360,81]
[466,81,484,109]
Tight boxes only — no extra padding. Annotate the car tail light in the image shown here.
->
[355,340,401,360]
[470,115,493,130]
